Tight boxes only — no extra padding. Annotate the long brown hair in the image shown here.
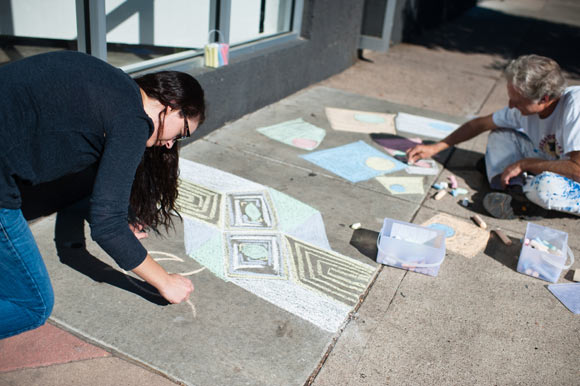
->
[131,71,205,231]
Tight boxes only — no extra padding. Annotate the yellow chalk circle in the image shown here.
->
[365,157,395,171]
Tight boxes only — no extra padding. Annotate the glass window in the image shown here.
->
[0,0,77,65]
[229,0,293,45]
[105,0,210,68]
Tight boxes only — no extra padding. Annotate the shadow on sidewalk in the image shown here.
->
[408,6,580,78]
[20,166,169,306]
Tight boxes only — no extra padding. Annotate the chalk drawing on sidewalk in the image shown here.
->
[178,158,377,332]
[175,179,222,226]
[256,118,326,150]
[373,136,422,156]
[300,140,406,183]
[376,176,425,195]
[325,107,396,134]
[395,112,459,139]
[421,213,489,258]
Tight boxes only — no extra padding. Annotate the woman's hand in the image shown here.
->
[132,255,193,304]
[158,274,194,304]
[129,223,148,240]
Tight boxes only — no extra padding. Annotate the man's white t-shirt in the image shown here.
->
[492,86,580,161]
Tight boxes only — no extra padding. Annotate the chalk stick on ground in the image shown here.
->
[448,175,458,189]
[572,270,580,282]
[471,214,487,229]
[493,229,512,246]
[434,190,447,200]
[350,222,362,230]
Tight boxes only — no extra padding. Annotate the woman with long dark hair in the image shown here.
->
[0,51,205,339]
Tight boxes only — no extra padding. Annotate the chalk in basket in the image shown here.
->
[376,218,446,277]
[204,30,229,68]
[517,222,574,283]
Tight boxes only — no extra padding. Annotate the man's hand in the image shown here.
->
[500,160,525,188]
[406,143,441,164]
[158,274,194,304]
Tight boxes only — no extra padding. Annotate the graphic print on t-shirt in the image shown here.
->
[538,134,563,159]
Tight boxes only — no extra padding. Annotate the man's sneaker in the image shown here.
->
[483,192,516,219]
[483,191,549,220]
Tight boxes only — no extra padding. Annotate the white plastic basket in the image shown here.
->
[517,222,574,283]
[376,218,446,277]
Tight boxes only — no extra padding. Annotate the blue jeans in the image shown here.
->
[485,129,580,216]
[0,208,54,339]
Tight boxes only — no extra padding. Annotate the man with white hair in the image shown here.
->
[407,54,580,218]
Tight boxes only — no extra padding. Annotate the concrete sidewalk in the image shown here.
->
[1,1,579,385]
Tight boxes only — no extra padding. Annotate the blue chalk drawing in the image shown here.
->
[427,223,456,238]
[354,113,386,124]
[389,184,406,193]
[428,122,454,132]
[547,283,580,314]
[300,140,406,183]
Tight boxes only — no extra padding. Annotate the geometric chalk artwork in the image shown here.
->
[421,213,490,258]
[257,118,326,150]
[376,176,425,195]
[325,107,396,134]
[405,159,440,175]
[300,141,406,183]
[176,179,222,226]
[373,136,422,156]
[395,112,459,139]
[177,158,377,332]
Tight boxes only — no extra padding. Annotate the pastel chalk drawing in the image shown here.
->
[421,213,489,258]
[175,159,377,332]
[354,113,386,124]
[389,184,406,193]
[373,136,422,156]
[257,118,326,150]
[427,223,456,238]
[547,283,580,314]
[395,112,459,139]
[376,176,425,195]
[300,141,406,183]
[365,156,396,171]
[325,107,396,134]
[405,159,439,175]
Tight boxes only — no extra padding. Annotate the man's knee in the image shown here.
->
[524,172,565,208]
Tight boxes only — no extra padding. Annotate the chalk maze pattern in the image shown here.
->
[175,179,222,225]
[286,236,375,307]
[176,160,377,331]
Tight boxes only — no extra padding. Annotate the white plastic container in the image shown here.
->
[517,223,574,283]
[376,218,446,277]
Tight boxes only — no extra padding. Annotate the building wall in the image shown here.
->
[175,0,366,139]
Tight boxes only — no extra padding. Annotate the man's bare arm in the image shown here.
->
[407,115,498,163]
[501,151,580,187]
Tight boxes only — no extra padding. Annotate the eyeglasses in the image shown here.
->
[175,114,191,142]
